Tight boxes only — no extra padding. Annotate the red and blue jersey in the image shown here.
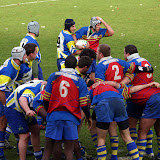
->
[89,83,130,105]
[76,26,109,52]
[95,56,136,83]
[126,53,160,105]
[43,68,88,119]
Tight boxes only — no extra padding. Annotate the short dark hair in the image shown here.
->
[79,48,96,59]
[99,44,110,57]
[78,56,92,68]
[65,55,77,69]
[124,45,138,55]
[23,43,37,56]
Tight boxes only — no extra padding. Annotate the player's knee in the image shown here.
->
[117,119,129,130]
[96,122,110,130]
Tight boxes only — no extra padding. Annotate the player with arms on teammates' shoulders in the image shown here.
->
[122,45,160,160]
[42,55,92,160]
[0,47,27,160]
[57,19,83,71]
[90,44,153,160]
[20,21,44,80]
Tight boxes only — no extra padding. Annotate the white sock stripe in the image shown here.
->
[34,150,42,156]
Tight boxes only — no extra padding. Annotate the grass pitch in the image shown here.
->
[0,0,160,159]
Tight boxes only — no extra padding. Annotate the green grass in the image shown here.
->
[0,0,160,159]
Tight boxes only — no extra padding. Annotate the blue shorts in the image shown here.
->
[0,91,12,117]
[4,107,37,134]
[94,97,128,123]
[142,93,160,119]
[45,120,78,140]
[126,100,144,119]
[57,59,65,71]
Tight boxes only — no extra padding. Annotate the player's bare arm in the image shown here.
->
[96,16,114,36]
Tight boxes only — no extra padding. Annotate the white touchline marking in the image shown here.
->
[0,0,56,8]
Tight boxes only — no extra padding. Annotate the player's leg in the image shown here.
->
[18,132,30,160]
[63,120,79,160]
[64,140,75,160]
[42,137,55,160]
[29,122,42,160]
[117,120,140,160]
[154,119,160,159]
[128,117,139,142]
[77,111,87,157]
[53,140,63,160]
[96,122,109,160]
[108,121,119,160]
[90,110,98,149]
[0,115,7,158]
[137,118,156,160]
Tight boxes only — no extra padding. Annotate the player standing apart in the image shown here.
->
[20,21,43,80]
[57,19,82,71]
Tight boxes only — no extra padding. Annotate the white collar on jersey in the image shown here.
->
[61,68,76,74]
[127,53,140,62]
[99,56,113,63]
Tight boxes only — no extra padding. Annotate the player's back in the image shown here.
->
[96,57,132,83]
[129,57,153,86]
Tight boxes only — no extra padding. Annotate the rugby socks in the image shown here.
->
[91,133,97,148]
[129,128,138,142]
[127,141,139,160]
[0,131,5,157]
[97,145,107,160]
[137,139,147,160]
[5,125,12,141]
[34,150,42,160]
[157,136,160,158]
[110,136,119,160]
[145,129,153,154]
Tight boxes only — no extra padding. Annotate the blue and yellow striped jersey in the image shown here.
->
[57,30,77,59]
[0,58,20,92]
[6,80,43,113]
[20,33,41,63]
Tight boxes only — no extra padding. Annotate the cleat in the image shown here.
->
[143,152,155,160]
[4,140,16,150]
[155,155,160,160]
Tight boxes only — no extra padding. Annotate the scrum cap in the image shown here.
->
[64,19,75,32]
[11,47,26,62]
[28,21,40,37]
[90,16,101,29]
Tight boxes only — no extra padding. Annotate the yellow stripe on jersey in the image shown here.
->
[0,75,11,90]
[43,91,51,101]
[95,78,103,83]
[22,89,35,98]
[66,41,76,54]
[57,48,68,59]
[11,59,20,71]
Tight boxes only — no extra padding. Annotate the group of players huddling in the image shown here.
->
[0,16,160,160]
